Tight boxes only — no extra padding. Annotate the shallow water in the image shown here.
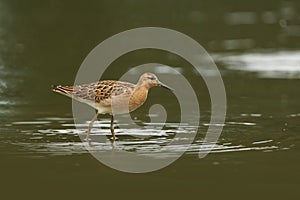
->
[1,49,300,198]
[1,1,300,199]
[6,115,286,157]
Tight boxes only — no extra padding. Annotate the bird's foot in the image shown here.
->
[110,136,118,141]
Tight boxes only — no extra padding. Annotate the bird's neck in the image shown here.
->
[136,79,153,90]
[133,84,149,99]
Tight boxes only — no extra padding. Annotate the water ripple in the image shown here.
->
[7,115,291,158]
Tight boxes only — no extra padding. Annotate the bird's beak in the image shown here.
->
[158,81,175,93]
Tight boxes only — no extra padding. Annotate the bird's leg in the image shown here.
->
[86,113,99,141]
[110,115,115,141]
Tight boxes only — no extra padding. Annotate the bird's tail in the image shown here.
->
[51,84,74,97]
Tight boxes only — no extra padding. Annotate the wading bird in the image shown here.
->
[52,73,174,141]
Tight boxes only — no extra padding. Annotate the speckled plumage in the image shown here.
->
[54,80,134,104]
[52,72,174,141]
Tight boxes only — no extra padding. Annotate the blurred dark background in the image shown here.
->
[1,0,300,105]
[0,1,300,200]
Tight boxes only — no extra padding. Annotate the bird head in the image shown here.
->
[138,72,174,92]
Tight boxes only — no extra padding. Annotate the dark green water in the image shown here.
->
[1,1,300,199]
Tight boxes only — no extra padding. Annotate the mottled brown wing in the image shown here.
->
[53,80,135,104]
[65,80,113,102]
[94,80,118,102]
[95,81,135,102]
[73,80,135,103]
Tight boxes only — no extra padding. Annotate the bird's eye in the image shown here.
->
[148,77,156,80]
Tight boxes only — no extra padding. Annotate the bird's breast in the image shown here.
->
[129,87,148,112]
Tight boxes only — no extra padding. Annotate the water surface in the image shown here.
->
[0,1,300,199]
